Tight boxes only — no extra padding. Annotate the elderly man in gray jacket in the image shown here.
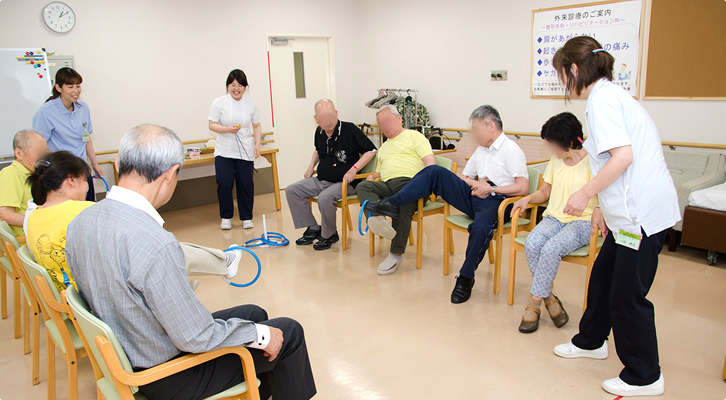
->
[67,124,316,400]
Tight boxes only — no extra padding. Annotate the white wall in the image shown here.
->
[1,0,724,154]
[0,0,363,152]
[357,0,726,145]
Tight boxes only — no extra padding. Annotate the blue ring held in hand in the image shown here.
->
[359,200,371,236]
[92,175,109,192]
[223,246,262,287]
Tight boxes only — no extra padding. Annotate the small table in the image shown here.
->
[184,148,281,211]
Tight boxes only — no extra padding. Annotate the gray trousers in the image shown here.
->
[285,177,354,238]
[356,177,425,255]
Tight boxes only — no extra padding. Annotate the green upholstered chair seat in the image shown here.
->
[415,202,445,214]
[445,214,530,230]
[46,317,84,354]
[513,235,605,257]
[311,195,359,202]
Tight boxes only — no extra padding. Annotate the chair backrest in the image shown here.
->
[0,221,20,250]
[65,286,140,395]
[17,246,62,317]
[359,152,378,174]
[434,155,453,171]
[526,166,541,195]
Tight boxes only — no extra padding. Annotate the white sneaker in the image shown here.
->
[368,217,396,239]
[224,244,242,279]
[554,341,608,359]
[377,254,402,275]
[242,220,254,229]
[221,219,232,230]
[602,373,664,397]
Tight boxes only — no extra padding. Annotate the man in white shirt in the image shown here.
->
[67,125,316,400]
[365,105,529,303]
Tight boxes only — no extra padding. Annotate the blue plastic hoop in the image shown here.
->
[244,232,290,248]
[223,246,262,287]
[93,175,109,192]
[358,200,371,236]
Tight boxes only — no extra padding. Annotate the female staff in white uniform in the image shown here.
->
[551,37,680,397]
[32,67,103,201]
[208,69,262,230]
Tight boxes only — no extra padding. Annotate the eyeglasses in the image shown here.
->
[36,160,51,168]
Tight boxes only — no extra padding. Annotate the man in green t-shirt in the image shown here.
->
[0,129,48,237]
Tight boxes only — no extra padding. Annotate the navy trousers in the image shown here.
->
[394,165,509,278]
[215,156,254,220]
[572,228,669,386]
[85,175,96,202]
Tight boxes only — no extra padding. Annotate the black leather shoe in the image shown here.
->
[295,227,321,245]
[364,198,400,218]
[451,276,475,304]
[313,232,339,250]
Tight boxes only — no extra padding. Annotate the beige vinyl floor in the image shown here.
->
[1,192,725,400]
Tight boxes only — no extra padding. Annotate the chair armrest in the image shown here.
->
[16,236,26,244]
[508,202,545,237]
[96,335,259,399]
[34,276,67,314]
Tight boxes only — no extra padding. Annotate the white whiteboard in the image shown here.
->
[531,0,643,98]
[0,48,52,158]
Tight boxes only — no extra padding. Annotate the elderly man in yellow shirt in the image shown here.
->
[0,129,49,238]
[356,105,436,275]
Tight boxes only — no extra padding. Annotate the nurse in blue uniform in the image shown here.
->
[32,67,102,201]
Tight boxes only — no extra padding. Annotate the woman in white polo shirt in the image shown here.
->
[208,69,262,230]
[550,36,680,397]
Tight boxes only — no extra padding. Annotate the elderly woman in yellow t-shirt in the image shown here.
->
[25,151,244,293]
[511,112,598,334]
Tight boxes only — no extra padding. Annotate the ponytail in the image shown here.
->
[552,36,614,99]
[27,151,91,205]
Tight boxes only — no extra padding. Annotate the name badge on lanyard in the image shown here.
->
[82,123,90,143]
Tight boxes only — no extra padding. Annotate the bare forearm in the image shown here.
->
[208,121,230,134]
[86,141,99,166]
[422,154,436,167]
[0,207,24,227]
[308,151,319,170]
[354,151,376,171]
[253,124,262,146]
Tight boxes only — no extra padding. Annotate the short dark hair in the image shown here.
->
[226,69,249,89]
[27,151,91,205]
[552,36,614,99]
[540,112,584,150]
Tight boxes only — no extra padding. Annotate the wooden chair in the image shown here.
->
[18,246,97,400]
[0,221,28,340]
[65,286,261,400]
[368,156,458,269]
[0,222,38,384]
[442,167,542,296]
[308,153,378,250]
[508,205,605,311]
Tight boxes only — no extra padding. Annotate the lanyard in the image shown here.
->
[325,121,342,155]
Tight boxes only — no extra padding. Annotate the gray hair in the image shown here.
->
[314,98,336,113]
[12,129,43,151]
[376,104,400,117]
[118,124,184,183]
[469,105,503,131]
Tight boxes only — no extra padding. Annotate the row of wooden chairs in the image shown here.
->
[310,157,604,311]
[0,220,260,400]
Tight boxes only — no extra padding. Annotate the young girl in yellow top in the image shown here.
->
[26,151,93,292]
[511,112,598,333]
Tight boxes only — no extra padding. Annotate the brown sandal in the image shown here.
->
[545,295,569,328]
[518,307,541,333]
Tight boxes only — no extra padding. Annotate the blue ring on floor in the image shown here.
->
[223,246,262,287]
[244,232,290,247]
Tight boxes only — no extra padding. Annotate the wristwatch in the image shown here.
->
[491,188,497,197]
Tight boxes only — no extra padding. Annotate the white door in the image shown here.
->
[268,36,335,189]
